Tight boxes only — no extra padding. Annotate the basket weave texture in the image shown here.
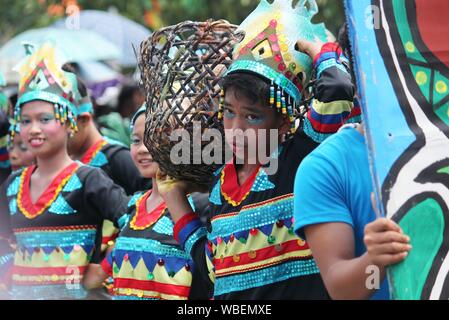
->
[140,20,239,188]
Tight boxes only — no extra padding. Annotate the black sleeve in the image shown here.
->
[108,148,152,195]
[82,168,130,229]
[188,236,214,299]
[190,192,211,225]
[313,64,355,103]
[0,110,9,137]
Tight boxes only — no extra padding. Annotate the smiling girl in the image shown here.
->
[83,106,210,300]
[0,43,129,300]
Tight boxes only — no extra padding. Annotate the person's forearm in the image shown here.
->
[324,253,386,300]
[83,264,109,290]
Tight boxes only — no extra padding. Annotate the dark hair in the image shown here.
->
[118,85,142,105]
[337,22,356,83]
[61,63,88,98]
[221,72,270,107]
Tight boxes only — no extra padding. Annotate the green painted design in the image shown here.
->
[389,198,444,300]
[393,0,449,128]
[410,65,430,94]
[437,166,449,175]
[393,0,427,64]
[433,71,449,106]
[435,105,449,127]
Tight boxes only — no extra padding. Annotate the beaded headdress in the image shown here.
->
[11,42,80,143]
[221,0,328,133]
[77,94,94,115]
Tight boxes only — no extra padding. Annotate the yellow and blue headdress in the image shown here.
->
[11,42,81,142]
[222,0,328,133]
[76,94,94,115]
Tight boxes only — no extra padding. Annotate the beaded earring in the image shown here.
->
[218,88,225,120]
[53,103,78,133]
[269,81,275,107]
[281,90,287,115]
[276,87,281,112]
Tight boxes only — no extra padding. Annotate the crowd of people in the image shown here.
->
[0,0,411,300]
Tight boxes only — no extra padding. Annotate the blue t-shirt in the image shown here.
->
[293,126,389,300]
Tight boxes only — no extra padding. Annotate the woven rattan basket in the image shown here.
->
[140,20,239,188]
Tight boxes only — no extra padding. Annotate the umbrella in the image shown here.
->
[76,61,123,102]
[53,10,152,67]
[0,27,121,83]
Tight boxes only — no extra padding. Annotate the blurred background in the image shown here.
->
[0,0,344,44]
[0,0,345,145]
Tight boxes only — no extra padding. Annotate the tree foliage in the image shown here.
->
[0,0,345,46]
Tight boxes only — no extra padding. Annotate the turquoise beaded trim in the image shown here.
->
[89,151,108,167]
[9,198,17,215]
[7,176,21,196]
[77,102,93,114]
[16,90,78,117]
[226,60,301,103]
[152,216,174,236]
[11,284,87,300]
[118,214,130,230]
[214,259,319,296]
[0,253,14,267]
[187,195,196,211]
[48,194,77,215]
[345,113,363,124]
[302,117,332,143]
[213,165,225,176]
[15,229,96,248]
[316,58,349,78]
[209,180,222,205]
[250,169,275,192]
[0,160,10,169]
[62,174,82,192]
[128,193,143,207]
[184,227,208,257]
[114,237,190,260]
[210,196,293,238]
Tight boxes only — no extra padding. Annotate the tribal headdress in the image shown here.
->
[222,0,328,133]
[10,42,81,143]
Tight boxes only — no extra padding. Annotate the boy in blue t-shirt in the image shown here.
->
[293,124,411,299]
